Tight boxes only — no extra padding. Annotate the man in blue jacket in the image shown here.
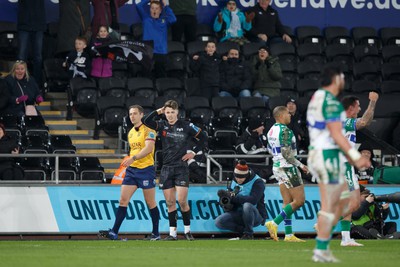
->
[215,160,267,239]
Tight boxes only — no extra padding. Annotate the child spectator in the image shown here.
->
[190,41,222,100]
[63,36,92,79]
[91,25,113,78]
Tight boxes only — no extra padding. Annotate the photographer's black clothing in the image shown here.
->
[143,110,208,166]
[351,199,397,239]
[215,171,267,235]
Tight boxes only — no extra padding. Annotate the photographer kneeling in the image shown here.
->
[351,185,400,239]
[215,160,267,239]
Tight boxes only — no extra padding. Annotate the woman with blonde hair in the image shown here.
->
[5,60,43,116]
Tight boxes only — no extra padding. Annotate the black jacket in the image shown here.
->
[0,79,10,115]
[247,4,287,39]
[219,58,252,97]
[190,51,221,88]
[236,128,268,159]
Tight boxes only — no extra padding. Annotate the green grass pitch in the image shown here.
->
[0,239,399,267]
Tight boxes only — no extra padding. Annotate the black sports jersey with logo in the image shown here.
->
[143,111,206,166]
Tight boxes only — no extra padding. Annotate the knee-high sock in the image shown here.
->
[284,215,293,235]
[274,204,294,225]
[112,206,127,234]
[149,207,160,236]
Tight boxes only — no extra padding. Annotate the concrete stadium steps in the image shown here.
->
[99,158,123,169]
[36,101,51,111]
[45,120,77,130]
[104,168,117,178]
[41,110,67,120]
[49,129,94,139]
[72,139,104,149]
[77,149,116,154]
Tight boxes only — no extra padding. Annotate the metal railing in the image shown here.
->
[0,153,127,184]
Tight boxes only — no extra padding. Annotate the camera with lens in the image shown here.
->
[218,186,240,212]
[370,192,400,204]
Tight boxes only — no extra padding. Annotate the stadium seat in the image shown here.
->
[22,115,49,139]
[380,27,400,46]
[98,76,128,98]
[112,61,130,79]
[352,62,382,85]
[382,45,400,63]
[126,77,157,102]
[0,21,18,60]
[155,77,184,104]
[20,135,48,154]
[49,135,76,154]
[184,96,213,131]
[210,96,242,136]
[0,114,22,141]
[242,42,264,60]
[186,40,207,57]
[324,26,353,47]
[125,95,154,115]
[351,79,378,94]
[166,41,189,79]
[184,77,201,96]
[239,97,270,130]
[43,58,70,92]
[381,62,400,81]
[68,77,99,118]
[352,27,381,49]
[325,43,354,70]
[216,42,240,57]
[196,23,217,42]
[296,43,326,64]
[296,26,325,47]
[296,79,319,98]
[76,157,105,181]
[19,156,48,181]
[380,80,400,95]
[353,44,382,66]
[94,96,127,139]
[270,42,297,68]
[297,61,323,80]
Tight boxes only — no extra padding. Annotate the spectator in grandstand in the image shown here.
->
[251,46,282,104]
[235,118,272,180]
[213,0,254,46]
[219,48,252,98]
[285,98,308,153]
[169,0,197,43]
[351,185,399,239]
[63,36,92,79]
[337,92,379,247]
[99,105,160,241]
[307,64,370,262]
[143,100,207,241]
[57,0,91,55]
[90,26,113,79]
[5,61,43,117]
[265,106,309,242]
[0,123,24,180]
[17,0,46,90]
[215,160,267,239]
[356,144,381,184]
[91,0,129,40]
[137,0,176,79]
[0,79,10,116]
[189,41,222,100]
[246,0,292,45]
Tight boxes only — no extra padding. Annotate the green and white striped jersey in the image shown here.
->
[307,89,346,150]
[267,123,297,168]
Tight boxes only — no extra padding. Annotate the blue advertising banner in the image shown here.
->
[47,185,400,234]
[1,0,399,30]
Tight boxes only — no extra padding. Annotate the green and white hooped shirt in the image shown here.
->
[307,89,346,150]
[267,123,297,168]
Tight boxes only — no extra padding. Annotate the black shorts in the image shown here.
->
[159,165,189,190]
